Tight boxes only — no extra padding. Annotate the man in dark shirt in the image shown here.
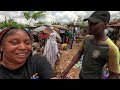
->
[60,11,120,79]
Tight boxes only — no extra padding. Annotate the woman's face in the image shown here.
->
[1,30,32,64]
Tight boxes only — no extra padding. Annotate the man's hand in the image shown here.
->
[59,69,70,79]
[107,71,119,79]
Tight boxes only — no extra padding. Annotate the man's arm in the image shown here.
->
[63,48,84,73]
[107,71,119,79]
[60,43,84,79]
[107,45,120,79]
[50,77,59,79]
[60,35,90,79]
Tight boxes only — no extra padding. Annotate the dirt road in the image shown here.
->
[56,41,82,79]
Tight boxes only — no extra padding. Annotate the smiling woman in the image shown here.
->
[0,27,56,79]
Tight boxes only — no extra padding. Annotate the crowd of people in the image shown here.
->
[0,11,120,79]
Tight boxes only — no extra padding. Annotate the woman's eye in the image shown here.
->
[10,41,19,45]
[25,40,32,45]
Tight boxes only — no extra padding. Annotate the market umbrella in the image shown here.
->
[107,18,120,27]
[107,23,120,27]
[43,27,53,34]
[37,33,49,39]
[52,25,63,28]
[33,26,53,34]
[52,27,60,33]
[34,26,46,32]
[52,25,67,30]
[34,26,61,41]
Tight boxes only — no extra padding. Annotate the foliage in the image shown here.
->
[0,17,25,29]
[76,15,88,28]
[51,21,61,25]
[34,21,46,26]
[23,11,46,26]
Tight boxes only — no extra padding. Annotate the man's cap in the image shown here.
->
[83,11,110,23]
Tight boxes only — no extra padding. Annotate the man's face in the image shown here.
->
[88,21,106,36]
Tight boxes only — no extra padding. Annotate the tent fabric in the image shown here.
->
[37,33,48,39]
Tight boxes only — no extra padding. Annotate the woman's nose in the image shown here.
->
[18,43,27,50]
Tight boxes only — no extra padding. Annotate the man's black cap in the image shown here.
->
[83,11,110,23]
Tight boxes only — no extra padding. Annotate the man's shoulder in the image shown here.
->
[83,35,94,42]
[84,35,94,39]
[104,38,119,58]
[106,38,119,52]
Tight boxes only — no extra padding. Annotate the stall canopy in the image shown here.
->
[107,19,120,27]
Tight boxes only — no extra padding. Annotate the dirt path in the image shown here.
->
[56,42,82,79]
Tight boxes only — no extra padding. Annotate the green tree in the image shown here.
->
[76,15,88,28]
[23,11,46,26]
[34,21,46,27]
[0,17,25,29]
[51,21,60,25]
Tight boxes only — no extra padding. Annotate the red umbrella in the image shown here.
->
[37,33,48,39]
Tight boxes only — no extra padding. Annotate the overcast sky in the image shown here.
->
[0,11,120,26]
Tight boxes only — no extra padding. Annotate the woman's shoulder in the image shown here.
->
[27,54,48,64]
[26,55,55,79]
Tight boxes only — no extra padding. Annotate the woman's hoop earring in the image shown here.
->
[0,49,3,61]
